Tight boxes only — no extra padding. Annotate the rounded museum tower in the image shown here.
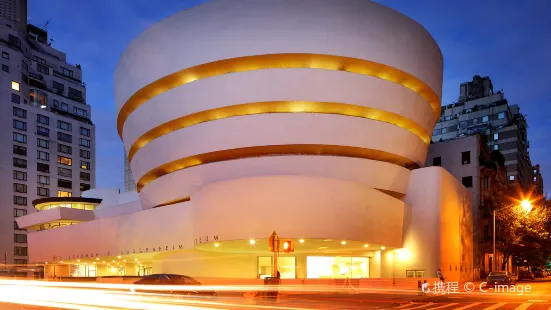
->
[115,0,443,249]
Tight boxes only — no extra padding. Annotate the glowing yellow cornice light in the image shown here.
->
[117,53,441,137]
[136,144,419,192]
[126,101,431,162]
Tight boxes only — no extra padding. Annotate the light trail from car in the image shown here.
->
[0,279,316,310]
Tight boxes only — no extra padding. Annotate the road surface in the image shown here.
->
[1,279,550,309]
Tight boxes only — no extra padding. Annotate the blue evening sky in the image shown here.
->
[28,0,551,193]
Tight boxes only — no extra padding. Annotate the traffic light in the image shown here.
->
[282,240,294,253]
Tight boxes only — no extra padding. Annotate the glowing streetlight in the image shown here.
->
[521,200,532,213]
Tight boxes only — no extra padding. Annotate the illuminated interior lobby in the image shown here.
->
[18,0,474,282]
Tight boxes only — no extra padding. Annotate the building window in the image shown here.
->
[80,161,90,170]
[57,120,72,132]
[58,167,72,177]
[432,156,441,166]
[53,81,64,93]
[462,176,473,188]
[58,179,72,189]
[69,87,82,98]
[37,175,50,185]
[13,170,27,181]
[13,132,27,143]
[14,221,25,231]
[58,156,72,166]
[37,63,49,75]
[441,127,447,134]
[37,187,50,197]
[461,151,471,165]
[80,127,90,137]
[73,106,87,118]
[493,144,499,150]
[37,162,49,173]
[57,190,72,198]
[30,89,47,108]
[80,138,90,148]
[13,183,27,193]
[61,66,73,77]
[13,196,27,206]
[13,119,27,131]
[80,183,91,191]
[13,208,27,217]
[37,150,49,161]
[406,270,425,278]
[58,144,72,155]
[12,81,20,91]
[61,102,69,112]
[12,93,20,104]
[36,126,49,137]
[258,256,296,279]
[13,157,27,168]
[459,121,467,129]
[37,138,49,149]
[14,234,27,243]
[2,51,9,59]
[493,133,499,141]
[509,175,515,181]
[57,132,72,143]
[80,172,90,181]
[534,177,537,182]
[80,149,91,159]
[37,114,50,125]
[482,115,489,123]
[483,176,489,190]
[498,112,505,120]
[1,64,8,72]
[13,259,27,265]
[433,128,441,135]
[306,256,367,279]
[14,246,27,256]
[13,145,27,156]
[13,107,26,118]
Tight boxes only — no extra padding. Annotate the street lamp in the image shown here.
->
[521,200,532,213]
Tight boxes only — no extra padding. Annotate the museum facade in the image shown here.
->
[18,0,474,282]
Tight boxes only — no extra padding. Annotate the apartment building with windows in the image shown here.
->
[0,0,95,269]
[426,134,511,278]
[532,164,544,196]
[432,75,533,190]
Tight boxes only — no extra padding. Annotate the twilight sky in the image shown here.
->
[28,0,551,194]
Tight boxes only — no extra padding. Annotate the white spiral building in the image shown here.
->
[20,0,474,282]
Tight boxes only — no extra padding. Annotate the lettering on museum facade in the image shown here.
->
[50,235,220,262]
[194,235,219,246]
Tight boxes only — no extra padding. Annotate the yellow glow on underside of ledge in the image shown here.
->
[126,101,431,162]
[136,144,420,192]
[117,53,441,137]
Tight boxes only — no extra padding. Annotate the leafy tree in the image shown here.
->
[494,189,551,270]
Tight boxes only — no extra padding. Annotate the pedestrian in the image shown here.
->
[276,270,281,279]
[437,268,445,284]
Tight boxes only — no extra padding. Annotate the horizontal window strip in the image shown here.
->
[127,101,431,162]
[117,53,441,137]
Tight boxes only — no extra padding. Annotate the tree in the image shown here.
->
[494,189,551,270]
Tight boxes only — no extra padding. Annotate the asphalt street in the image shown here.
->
[1,279,550,309]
